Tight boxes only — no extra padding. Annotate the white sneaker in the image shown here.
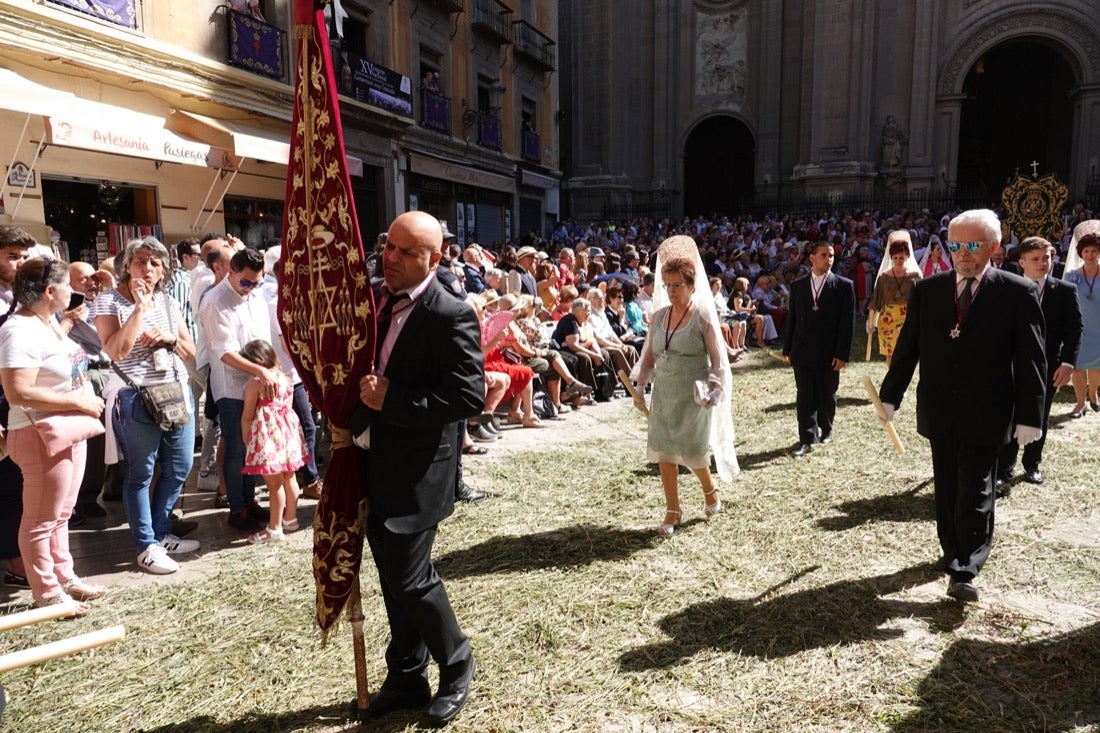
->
[160,534,201,554]
[137,544,179,574]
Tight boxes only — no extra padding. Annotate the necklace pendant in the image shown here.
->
[949,325,961,339]
[812,304,819,312]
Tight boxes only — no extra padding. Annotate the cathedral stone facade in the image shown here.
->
[559,0,1100,220]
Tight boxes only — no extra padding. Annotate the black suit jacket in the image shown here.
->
[880,268,1046,447]
[782,272,856,368]
[351,277,485,534]
[1036,275,1083,376]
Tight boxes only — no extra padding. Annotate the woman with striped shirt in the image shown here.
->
[95,237,197,575]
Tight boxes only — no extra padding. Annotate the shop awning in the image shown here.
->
[0,68,79,218]
[0,67,77,117]
[166,109,363,175]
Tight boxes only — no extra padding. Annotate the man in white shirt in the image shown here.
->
[198,247,276,532]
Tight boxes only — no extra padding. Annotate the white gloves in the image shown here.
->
[704,387,722,409]
[877,402,896,426]
[1015,425,1043,446]
[865,318,874,335]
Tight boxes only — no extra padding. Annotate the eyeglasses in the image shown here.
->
[663,282,690,290]
[947,241,984,253]
[238,278,262,289]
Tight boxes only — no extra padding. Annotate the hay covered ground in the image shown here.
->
[2,342,1099,733]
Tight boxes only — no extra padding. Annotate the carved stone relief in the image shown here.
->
[694,2,748,105]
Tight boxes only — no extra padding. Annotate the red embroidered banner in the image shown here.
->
[279,0,376,640]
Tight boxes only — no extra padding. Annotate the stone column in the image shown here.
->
[1070,84,1100,198]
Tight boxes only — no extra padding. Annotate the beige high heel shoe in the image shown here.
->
[656,508,681,536]
[704,489,722,519]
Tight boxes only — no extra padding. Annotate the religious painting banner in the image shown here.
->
[47,0,137,29]
[227,8,287,81]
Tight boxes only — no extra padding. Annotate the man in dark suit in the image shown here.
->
[997,236,1082,491]
[351,211,485,726]
[879,209,1046,603]
[782,240,856,457]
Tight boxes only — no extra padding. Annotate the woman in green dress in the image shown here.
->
[632,236,738,535]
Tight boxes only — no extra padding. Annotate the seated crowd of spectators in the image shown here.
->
[3,200,1094,600]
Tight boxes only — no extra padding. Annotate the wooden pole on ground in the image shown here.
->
[349,582,370,718]
[0,625,125,674]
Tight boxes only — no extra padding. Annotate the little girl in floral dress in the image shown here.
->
[239,339,309,544]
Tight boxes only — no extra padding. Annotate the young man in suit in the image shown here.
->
[352,211,485,726]
[782,241,856,457]
[879,209,1046,603]
[997,236,1082,492]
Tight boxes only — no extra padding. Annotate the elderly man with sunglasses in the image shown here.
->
[197,247,277,533]
[879,209,1046,603]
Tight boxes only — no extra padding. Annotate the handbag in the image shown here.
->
[110,293,191,432]
[24,409,105,458]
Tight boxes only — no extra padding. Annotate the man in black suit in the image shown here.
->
[997,236,1082,491]
[879,209,1046,603]
[782,241,856,457]
[352,210,485,726]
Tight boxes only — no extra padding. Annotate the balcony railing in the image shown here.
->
[421,89,452,135]
[476,111,503,151]
[522,129,541,163]
[472,0,514,45]
[512,20,555,71]
[225,8,286,81]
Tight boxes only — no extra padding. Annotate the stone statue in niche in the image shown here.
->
[880,115,908,169]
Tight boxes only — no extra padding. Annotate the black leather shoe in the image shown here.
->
[946,579,979,603]
[362,680,432,720]
[792,444,812,458]
[455,481,486,504]
[1023,468,1044,485]
[819,432,832,445]
[994,479,1010,498]
[172,517,199,537]
[468,424,496,443]
[425,656,476,727]
[78,502,108,518]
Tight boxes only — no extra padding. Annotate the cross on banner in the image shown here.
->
[1030,160,1040,177]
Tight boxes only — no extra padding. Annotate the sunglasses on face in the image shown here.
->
[947,241,984,253]
[238,278,262,289]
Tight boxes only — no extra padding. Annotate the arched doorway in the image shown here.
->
[683,116,754,217]
[957,39,1075,197]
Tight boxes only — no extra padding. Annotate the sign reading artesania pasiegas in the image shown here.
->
[44,116,237,170]
[336,50,413,119]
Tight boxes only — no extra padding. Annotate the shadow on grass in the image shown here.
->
[892,621,1100,732]
[733,445,796,469]
[437,524,667,578]
[619,562,954,669]
[761,396,869,414]
[816,478,935,531]
[136,701,381,733]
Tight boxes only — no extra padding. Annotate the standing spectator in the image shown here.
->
[198,248,274,533]
[782,241,856,457]
[65,262,112,522]
[240,339,307,543]
[879,209,1046,603]
[0,226,34,588]
[260,246,323,500]
[1,257,107,611]
[96,238,199,574]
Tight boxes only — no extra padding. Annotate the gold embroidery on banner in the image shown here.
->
[1001,172,1069,242]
